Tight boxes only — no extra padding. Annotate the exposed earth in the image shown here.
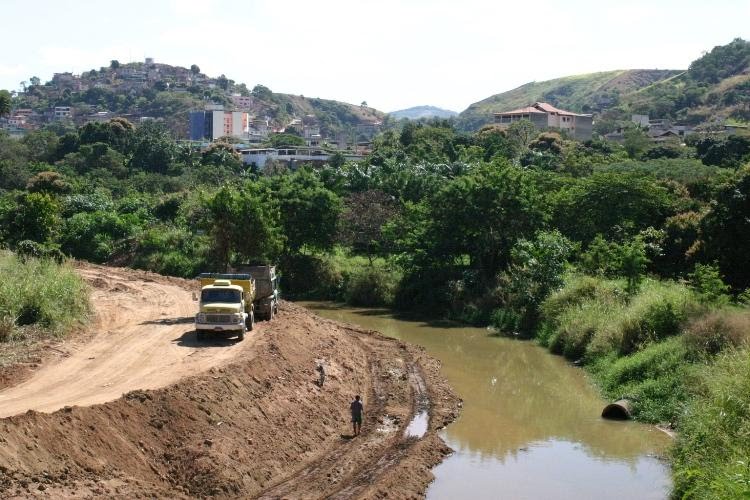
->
[0,263,461,498]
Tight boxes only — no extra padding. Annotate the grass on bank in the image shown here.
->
[536,274,750,421]
[534,272,750,499]
[672,349,750,499]
[0,251,89,347]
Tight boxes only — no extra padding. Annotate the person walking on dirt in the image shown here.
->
[350,395,363,436]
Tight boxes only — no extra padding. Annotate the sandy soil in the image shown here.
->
[0,264,460,498]
[0,265,257,418]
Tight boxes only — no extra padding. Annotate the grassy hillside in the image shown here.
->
[458,39,750,133]
[457,69,682,131]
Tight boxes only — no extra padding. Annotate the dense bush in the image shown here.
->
[344,266,398,306]
[684,308,750,356]
[0,252,89,342]
[541,276,698,359]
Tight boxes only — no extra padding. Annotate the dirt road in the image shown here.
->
[0,265,255,418]
[0,264,460,498]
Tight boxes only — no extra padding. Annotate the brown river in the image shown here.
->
[302,302,672,500]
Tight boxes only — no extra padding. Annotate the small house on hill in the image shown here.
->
[494,102,593,140]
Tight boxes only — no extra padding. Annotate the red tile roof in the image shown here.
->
[494,102,591,117]
[495,106,546,115]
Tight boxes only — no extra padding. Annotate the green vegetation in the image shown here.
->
[1,38,750,498]
[0,252,89,344]
[672,350,750,499]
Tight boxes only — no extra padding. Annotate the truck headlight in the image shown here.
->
[196,313,206,323]
[234,313,244,323]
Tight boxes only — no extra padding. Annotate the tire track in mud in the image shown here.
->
[257,326,433,499]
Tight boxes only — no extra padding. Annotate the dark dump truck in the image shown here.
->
[243,265,280,320]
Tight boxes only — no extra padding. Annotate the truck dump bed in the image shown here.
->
[243,266,277,299]
[198,273,255,295]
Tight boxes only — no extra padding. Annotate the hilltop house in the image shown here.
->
[493,102,593,140]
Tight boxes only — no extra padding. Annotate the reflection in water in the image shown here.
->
[302,303,672,500]
[404,410,429,438]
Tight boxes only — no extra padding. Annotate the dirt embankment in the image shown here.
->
[0,264,461,498]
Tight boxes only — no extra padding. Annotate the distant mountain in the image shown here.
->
[389,105,458,120]
[456,69,682,131]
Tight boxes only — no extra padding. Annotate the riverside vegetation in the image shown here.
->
[1,38,750,499]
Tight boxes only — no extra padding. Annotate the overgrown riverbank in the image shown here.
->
[518,273,750,499]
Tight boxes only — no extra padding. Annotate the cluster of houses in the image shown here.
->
[8,57,745,170]
[0,103,155,137]
[186,104,375,169]
[604,115,695,143]
[0,57,250,136]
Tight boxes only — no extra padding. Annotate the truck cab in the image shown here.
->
[195,275,255,341]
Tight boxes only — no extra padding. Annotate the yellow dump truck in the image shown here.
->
[195,273,256,341]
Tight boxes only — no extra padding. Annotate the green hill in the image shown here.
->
[12,61,385,139]
[621,38,750,126]
[456,69,682,131]
[458,38,750,133]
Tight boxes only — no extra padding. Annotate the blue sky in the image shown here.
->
[2,0,748,112]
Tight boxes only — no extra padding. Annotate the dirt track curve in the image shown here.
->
[0,264,460,498]
[0,265,255,418]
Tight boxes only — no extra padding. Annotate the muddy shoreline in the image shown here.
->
[0,266,461,499]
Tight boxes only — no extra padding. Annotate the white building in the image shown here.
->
[53,106,72,120]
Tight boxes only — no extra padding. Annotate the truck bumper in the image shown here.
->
[195,312,247,332]
[195,323,243,332]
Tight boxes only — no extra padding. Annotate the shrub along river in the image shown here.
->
[302,302,672,500]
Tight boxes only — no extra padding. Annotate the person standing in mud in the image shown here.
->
[350,395,363,436]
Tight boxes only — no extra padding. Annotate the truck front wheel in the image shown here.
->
[246,311,254,331]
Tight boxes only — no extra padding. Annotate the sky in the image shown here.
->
[2,0,749,113]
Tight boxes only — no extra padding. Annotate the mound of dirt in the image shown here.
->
[0,264,461,498]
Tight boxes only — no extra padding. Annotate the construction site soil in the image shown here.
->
[0,264,461,499]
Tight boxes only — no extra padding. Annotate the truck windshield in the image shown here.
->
[201,289,241,303]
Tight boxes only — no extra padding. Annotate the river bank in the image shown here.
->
[303,301,673,500]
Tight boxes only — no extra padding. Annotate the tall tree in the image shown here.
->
[0,90,11,118]
[339,190,398,263]
[267,169,342,253]
[129,121,176,173]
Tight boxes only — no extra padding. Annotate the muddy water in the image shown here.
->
[302,302,672,500]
